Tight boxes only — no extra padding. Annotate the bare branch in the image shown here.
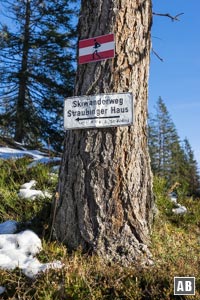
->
[151,48,164,62]
[153,12,184,22]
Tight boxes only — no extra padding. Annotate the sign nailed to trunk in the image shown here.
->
[78,33,115,64]
[64,92,133,130]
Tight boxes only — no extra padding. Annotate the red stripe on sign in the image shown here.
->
[79,33,114,48]
[79,49,114,64]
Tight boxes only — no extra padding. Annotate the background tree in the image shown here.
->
[182,138,200,196]
[170,139,189,194]
[148,97,179,179]
[148,97,200,195]
[0,0,77,150]
[53,0,154,265]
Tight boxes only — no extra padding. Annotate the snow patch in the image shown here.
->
[0,147,46,160]
[18,188,51,200]
[20,179,37,190]
[0,146,61,167]
[0,229,63,278]
[18,180,52,200]
[168,193,188,215]
[172,205,187,215]
[0,286,6,295]
[0,220,18,234]
[28,156,61,168]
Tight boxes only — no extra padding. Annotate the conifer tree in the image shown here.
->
[148,97,179,180]
[148,97,200,195]
[170,139,189,192]
[0,0,77,150]
[182,138,200,196]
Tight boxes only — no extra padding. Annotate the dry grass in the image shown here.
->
[0,160,199,299]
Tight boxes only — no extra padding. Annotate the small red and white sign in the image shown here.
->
[78,33,115,64]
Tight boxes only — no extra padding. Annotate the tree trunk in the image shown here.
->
[15,0,30,142]
[53,0,154,265]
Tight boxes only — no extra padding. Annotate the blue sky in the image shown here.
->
[149,0,200,165]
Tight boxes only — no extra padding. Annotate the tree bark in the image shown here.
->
[53,0,154,265]
[15,0,30,142]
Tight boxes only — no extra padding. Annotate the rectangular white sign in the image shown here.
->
[64,92,133,130]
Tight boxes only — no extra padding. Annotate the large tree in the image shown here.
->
[53,0,154,265]
[0,0,77,150]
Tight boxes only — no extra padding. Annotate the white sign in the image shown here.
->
[64,92,133,130]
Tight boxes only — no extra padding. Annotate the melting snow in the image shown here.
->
[20,179,37,190]
[0,226,63,278]
[168,193,188,215]
[0,220,18,234]
[0,144,62,282]
[0,147,46,160]
[0,286,5,295]
[18,180,52,200]
[172,205,187,215]
[0,146,61,167]
[18,188,51,200]
[28,156,61,168]
[168,192,178,204]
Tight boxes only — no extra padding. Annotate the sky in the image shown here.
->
[149,0,200,166]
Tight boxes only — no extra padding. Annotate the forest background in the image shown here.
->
[0,0,199,197]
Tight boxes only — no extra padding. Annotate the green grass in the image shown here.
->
[0,160,199,299]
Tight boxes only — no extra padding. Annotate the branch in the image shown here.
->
[151,48,164,62]
[153,12,184,22]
